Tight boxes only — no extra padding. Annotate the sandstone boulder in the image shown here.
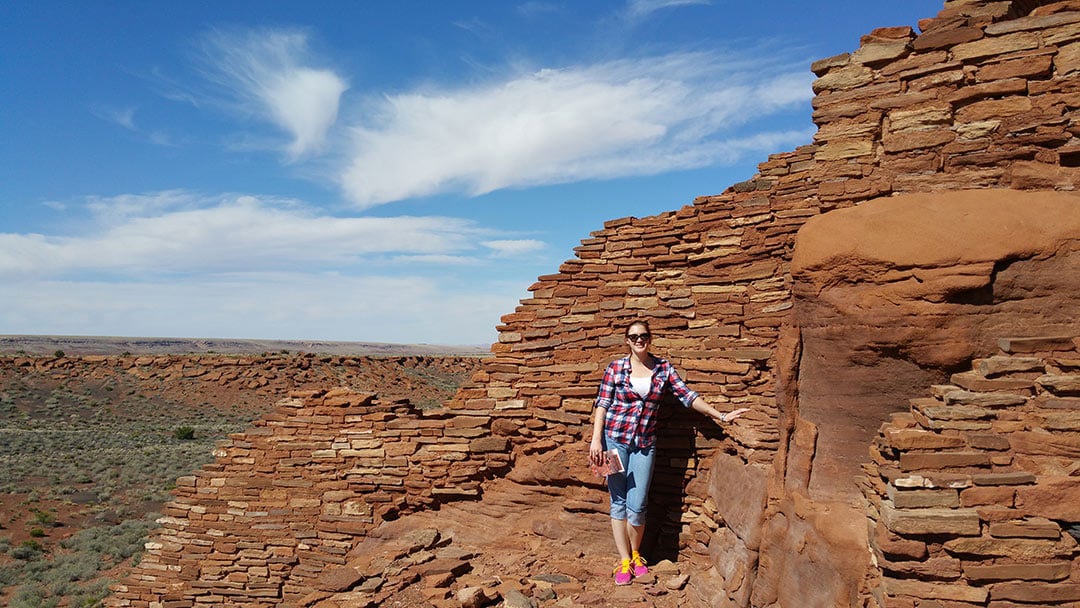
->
[791,189,1080,501]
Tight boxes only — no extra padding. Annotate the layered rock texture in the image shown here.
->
[108,1,1080,607]
[864,339,1080,607]
[790,190,1080,500]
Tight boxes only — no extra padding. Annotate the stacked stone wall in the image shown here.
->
[4,353,479,402]
[863,336,1080,607]
[110,388,510,606]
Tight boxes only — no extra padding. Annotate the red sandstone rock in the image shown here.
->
[1015,476,1080,520]
[913,25,985,51]
[751,493,868,608]
[315,566,365,592]
[790,188,1080,489]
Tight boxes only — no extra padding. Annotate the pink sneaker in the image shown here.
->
[613,559,633,585]
[631,552,649,577]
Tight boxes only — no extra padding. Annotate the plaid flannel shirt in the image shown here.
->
[593,355,698,448]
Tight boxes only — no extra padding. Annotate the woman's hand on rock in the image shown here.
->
[720,407,750,423]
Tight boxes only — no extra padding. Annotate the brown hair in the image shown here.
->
[624,319,651,337]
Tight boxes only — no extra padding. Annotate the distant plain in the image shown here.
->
[0,335,490,357]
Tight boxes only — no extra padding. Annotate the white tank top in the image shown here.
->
[630,376,651,398]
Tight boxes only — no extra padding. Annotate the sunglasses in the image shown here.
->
[626,333,651,343]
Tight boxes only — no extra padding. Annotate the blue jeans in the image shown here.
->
[604,434,655,526]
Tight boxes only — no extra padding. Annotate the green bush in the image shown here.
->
[60,515,159,561]
[31,509,56,527]
[53,350,65,358]
[9,581,61,608]
[29,528,45,538]
[173,426,196,440]
[12,539,44,560]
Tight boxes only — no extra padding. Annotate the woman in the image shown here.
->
[589,320,748,585]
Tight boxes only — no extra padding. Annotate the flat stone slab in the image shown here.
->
[970,471,1036,486]
[899,451,991,471]
[998,336,1076,353]
[950,370,1036,392]
[1036,374,1080,395]
[914,402,995,421]
[881,578,988,603]
[881,503,981,536]
[943,389,1027,407]
[974,355,1044,377]
[886,486,959,509]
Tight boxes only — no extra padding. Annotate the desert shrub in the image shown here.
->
[0,515,161,607]
[173,425,195,440]
[8,582,60,608]
[69,580,112,607]
[11,539,44,560]
[38,553,100,588]
[31,509,56,527]
[29,527,45,538]
[60,513,159,561]
[0,393,16,416]
[53,350,65,358]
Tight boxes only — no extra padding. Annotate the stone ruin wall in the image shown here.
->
[863,337,1080,607]
[109,1,1080,606]
[4,353,478,395]
[110,389,514,607]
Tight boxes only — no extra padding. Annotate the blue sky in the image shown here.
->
[1,1,943,345]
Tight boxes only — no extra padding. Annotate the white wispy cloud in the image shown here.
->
[517,2,563,17]
[339,52,813,207]
[90,104,176,147]
[482,239,545,257]
[195,28,348,159]
[624,0,711,21]
[452,17,494,36]
[0,190,538,343]
[388,254,479,265]
[0,192,517,278]
[96,105,137,130]
[174,26,812,209]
